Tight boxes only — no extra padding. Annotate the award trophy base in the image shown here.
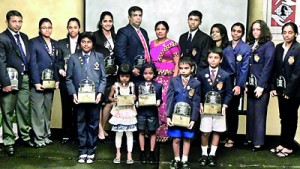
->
[117,95,134,106]
[105,66,117,76]
[138,94,156,106]
[203,103,222,116]
[78,92,95,103]
[11,79,19,90]
[42,80,55,89]
[172,114,190,127]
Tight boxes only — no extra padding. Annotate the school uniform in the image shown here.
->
[66,50,106,155]
[135,81,163,132]
[57,36,80,141]
[222,41,251,141]
[270,41,300,149]
[0,28,32,151]
[197,67,233,132]
[166,75,200,139]
[29,35,59,145]
[246,40,275,146]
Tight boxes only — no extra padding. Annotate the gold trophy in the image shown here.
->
[138,83,156,106]
[203,91,222,115]
[172,102,191,127]
[7,67,18,90]
[42,69,55,89]
[78,79,96,103]
[116,83,135,106]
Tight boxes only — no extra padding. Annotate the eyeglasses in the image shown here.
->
[40,27,52,30]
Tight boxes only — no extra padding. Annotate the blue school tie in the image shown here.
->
[186,33,192,51]
[14,34,28,70]
[83,54,89,70]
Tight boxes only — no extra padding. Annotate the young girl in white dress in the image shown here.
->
[108,64,137,164]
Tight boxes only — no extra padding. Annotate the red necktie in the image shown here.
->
[137,29,150,62]
[183,78,188,88]
[211,70,216,83]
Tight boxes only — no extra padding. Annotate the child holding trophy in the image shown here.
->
[108,64,137,164]
[166,56,200,169]
[135,62,162,164]
[197,47,233,167]
[66,32,106,164]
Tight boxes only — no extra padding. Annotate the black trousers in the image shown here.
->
[226,94,242,141]
[278,96,300,149]
[60,78,76,139]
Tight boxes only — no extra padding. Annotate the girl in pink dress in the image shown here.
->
[150,21,181,142]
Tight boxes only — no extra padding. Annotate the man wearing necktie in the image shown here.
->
[0,10,34,155]
[115,6,150,79]
[179,10,213,74]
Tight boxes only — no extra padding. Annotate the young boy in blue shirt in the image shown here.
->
[166,56,201,169]
[197,47,233,167]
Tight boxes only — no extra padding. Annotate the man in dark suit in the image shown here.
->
[0,10,34,155]
[114,6,150,78]
[179,10,213,73]
[66,32,106,164]
[57,17,81,144]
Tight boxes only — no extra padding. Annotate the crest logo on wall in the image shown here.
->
[271,0,296,26]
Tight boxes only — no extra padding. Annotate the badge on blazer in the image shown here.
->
[217,82,223,90]
[205,74,209,78]
[188,88,195,98]
[55,49,58,56]
[288,56,295,65]
[254,54,260,62]
[192,48,197,56]
[66,44,69,49]
[186,85,191,90]
[209,82,213,86]
[236,54,242,62]
[94,62,100,70]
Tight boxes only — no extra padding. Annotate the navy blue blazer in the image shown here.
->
[114,24,149,67]
[179,29,213,72]
[221,40,251,87]
[66,51,106,95]
[197,67,233,106]
[135,81,163,116]
[29,35,59,85]
[166,76,201,122]
[248,40,275,89]
[57,36,80,72]
[271,41,300,98]
[0,29,30,88]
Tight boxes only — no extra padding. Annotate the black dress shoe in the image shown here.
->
[61,138,69,144]
[140,152,147,164]
[252,146,262,152]
[198,155,208,166]
[148,152,156,164]
[24,140,35,147]
[98,138,107,144]
[207,155,217,167]
[5,145,14,155]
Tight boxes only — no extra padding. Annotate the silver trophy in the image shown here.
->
[42,69,55,89]
[246,74,257,97]
[276,75,286,88]
[172,102,191,127]
[78,79,95,103]
[64,54,71,71]
[138,84,156,106]
[134,55,145,69]
[7,67,18,90]
[203,91,222,115]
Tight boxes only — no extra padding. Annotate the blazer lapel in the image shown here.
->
[39,36,55,61]
[191,29,200,48]
[283,43,296,65]
[212,69,222,87]
[20,33,30,62]
[128,24,143,46]
[5,29,23,59]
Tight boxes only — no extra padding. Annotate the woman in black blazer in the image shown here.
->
[93,11,117,142]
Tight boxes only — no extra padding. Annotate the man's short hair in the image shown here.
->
[6,10,22,21]
[188,10,202,21]
[128,6,143,17]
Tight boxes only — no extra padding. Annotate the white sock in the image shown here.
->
[201,145,208,156]
[125,131,133,152]
[209,145,218,156]
[175,156,180,161]
[115,132,123,148]
[181,155,188,162]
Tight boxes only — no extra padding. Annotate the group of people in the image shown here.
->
[0,5,299,169]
